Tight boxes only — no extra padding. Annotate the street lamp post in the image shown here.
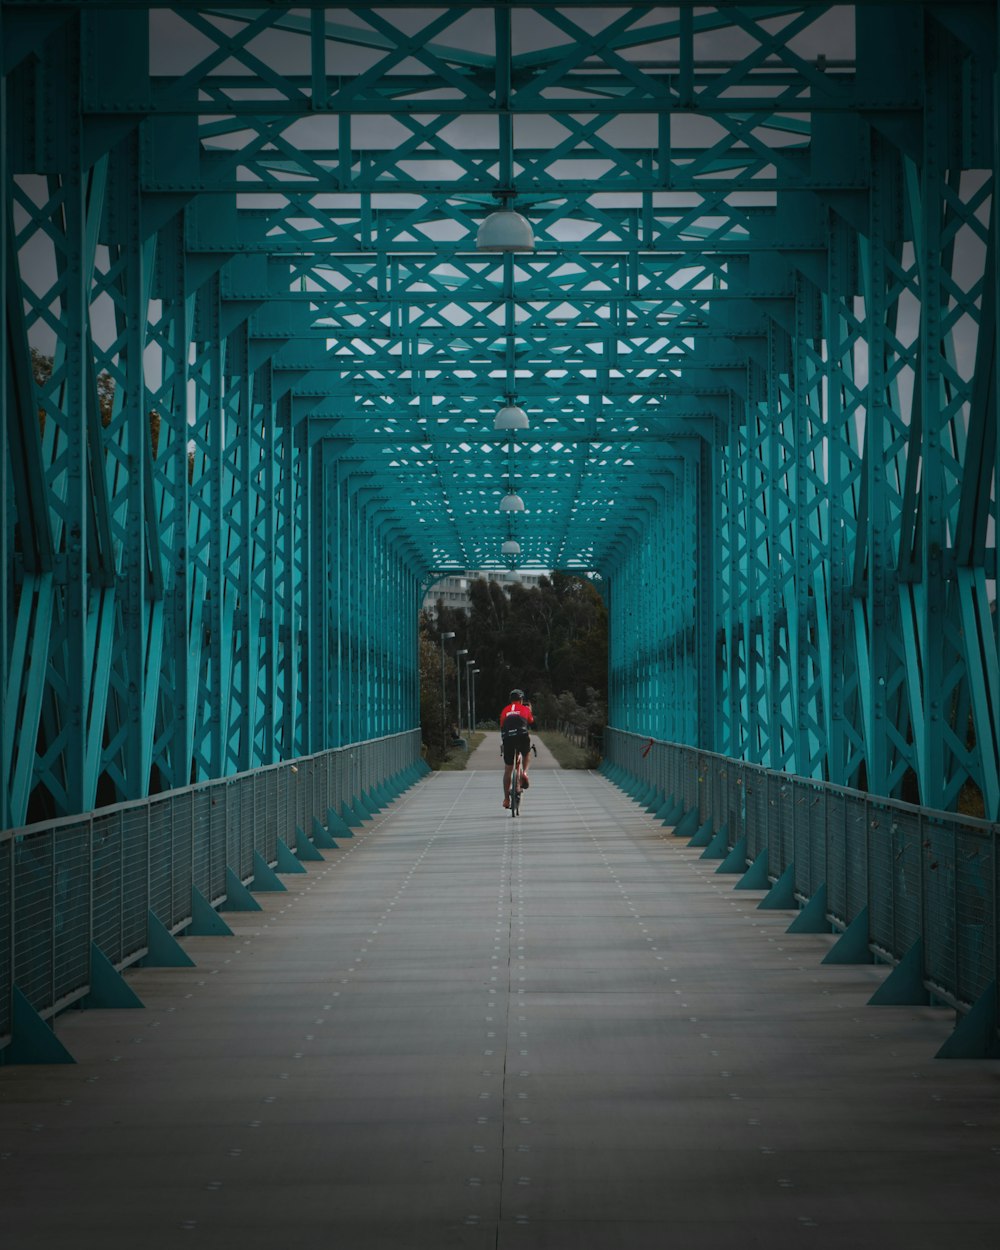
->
[440,631,455,748]
[467,665,478,732]
[455,649,468,734]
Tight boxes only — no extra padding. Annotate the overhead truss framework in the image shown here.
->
[1,2,998,824]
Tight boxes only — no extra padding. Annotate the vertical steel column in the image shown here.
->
[380,521,388,740]
[365,496,376,739]
[670,475,682,742]
[767,316,796,773]
[100,134,155,800]
[791,271,826,777]
[953,209,998,816]
[823,212,864,788]
[651,484,665,739]
[695,434,717,751]
[719,391,747,760]
[396,536,408,732]
[744,362,769,765]
[190,284,226,780]
[331,454,345,747]
[1,4,9,831]
[395,543,406,732]
[684,446,699,745]
[225,321,252,774]
[291,409,311,757]
[860,134,901,799]
[276,392,299,759]
[304,431,326,754]
[661,478,676,740]
[915,36,948,810]
[367,507,378,740]
[992,10,1000,814]
[255,358,277,762]
[356,481,367,742]
[346,474,360,745]
[149,209,195,789]
[53,22,89,814]
[637,512,649,734]
[374,518,386,738]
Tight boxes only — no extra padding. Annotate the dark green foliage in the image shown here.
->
[419,572,608,761]
[418,631,451,769]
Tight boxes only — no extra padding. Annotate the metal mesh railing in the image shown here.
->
[825,789,849,921]
[0,841,10,1044]
[191,788,214,903]
[122,806,150,960]
[92,810,126,966]
[11,822,94,1015]
[239,778,255,879]
[801,786,826,901]
[148,800,177,929]
[955,828,994,1005]
[867,802,922,958]
[52,823,91,1009]
[744,769,766,859]
[12,833,55,1012]
[1,729,421,1037]
[604,727,1000,1019]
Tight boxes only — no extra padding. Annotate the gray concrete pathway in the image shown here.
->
[465,729,560,774]
[1,768,998,1249]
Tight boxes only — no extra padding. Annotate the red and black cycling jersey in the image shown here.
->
[500,701,534,739]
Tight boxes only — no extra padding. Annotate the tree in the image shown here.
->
[30,349,160,451]
[418,628,452,768]
[417,573,608,759]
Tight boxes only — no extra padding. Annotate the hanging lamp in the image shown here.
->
[477,199,535,252]
[494,400,529,431]
[477,209,534,252]
[499,488,525,512]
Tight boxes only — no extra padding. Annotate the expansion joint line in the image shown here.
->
[497,821,516,1242]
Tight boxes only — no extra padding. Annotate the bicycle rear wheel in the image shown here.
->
[509,754,521,817]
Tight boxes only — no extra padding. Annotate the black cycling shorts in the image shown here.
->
[502,733,531,766]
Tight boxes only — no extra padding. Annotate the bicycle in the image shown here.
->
[508,743,537,818]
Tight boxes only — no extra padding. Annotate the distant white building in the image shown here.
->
[423,569,548,615]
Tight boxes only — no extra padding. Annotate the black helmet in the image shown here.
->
[509,688,524,702]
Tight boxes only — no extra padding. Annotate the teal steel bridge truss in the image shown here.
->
[2,2,998,829]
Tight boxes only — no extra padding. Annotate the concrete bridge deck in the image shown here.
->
[1,763,998,1249]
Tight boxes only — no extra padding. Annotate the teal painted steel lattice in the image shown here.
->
[1,2,998,830]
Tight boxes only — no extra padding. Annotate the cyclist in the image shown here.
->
[500,689,534,808]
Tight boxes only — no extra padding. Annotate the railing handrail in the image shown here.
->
[1,729,426,1055]
[607,728,999,837]
[604,725,1000,1048]
[1,728,422,843]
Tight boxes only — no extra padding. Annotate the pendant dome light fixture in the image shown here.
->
[499,486,525,512]
[501,538,522,556]
[477,206,535,252]
[494,398,529,431]
[476,109,534,254]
